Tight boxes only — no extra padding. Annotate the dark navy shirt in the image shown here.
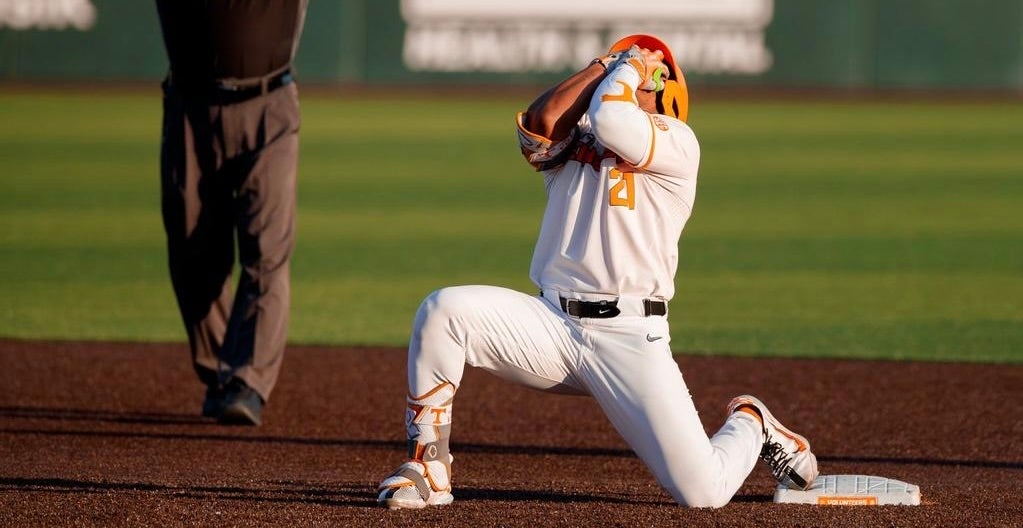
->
[156,0,307,83]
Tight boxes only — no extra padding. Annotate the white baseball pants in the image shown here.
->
[407,285,762,507]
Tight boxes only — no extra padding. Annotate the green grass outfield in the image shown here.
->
[1,90,1020,363]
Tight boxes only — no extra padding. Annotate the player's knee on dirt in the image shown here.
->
[656,481,729,508]
[679,490,730,509]
[662,474,733,508]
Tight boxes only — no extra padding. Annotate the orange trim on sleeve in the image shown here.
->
[601,81,635,104]
[637,114,657,170]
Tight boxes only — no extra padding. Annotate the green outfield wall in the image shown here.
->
[1,0,1021,91]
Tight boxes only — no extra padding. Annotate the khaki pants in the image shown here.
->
[160,80,300,401]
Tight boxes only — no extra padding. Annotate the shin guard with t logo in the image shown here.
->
[405,382,455,492]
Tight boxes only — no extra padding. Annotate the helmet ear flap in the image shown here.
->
[657,79,689,122]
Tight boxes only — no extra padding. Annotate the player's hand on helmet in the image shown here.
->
[607,45,670,92]
[592,50,623,70]
[603,45,640,73]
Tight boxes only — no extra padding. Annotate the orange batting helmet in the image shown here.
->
[608,34,689,122]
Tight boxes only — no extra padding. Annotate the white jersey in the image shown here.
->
[516,64,700,301]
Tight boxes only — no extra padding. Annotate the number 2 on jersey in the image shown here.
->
[609,168,635,210]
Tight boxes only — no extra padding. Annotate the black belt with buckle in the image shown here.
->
[558,296,667,318]
[166,69,294,105]
[212,69,293,105]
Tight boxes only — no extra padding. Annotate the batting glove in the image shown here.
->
[591,50,623,70]
[607,45,670,92]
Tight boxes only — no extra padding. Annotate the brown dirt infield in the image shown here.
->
[0,340,1020,527]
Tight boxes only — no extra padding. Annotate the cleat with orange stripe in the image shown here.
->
[377,459,454,509]
[378,382,456,509]
[728,395,819,491]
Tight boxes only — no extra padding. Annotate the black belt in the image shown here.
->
[166,69,294,105]
[558,296,667,318]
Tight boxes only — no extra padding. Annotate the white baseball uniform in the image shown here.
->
[403,62,764,507]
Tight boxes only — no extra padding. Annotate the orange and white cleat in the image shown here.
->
[377,458,454,509]
[728,395,819,490]
[378,382,457,509]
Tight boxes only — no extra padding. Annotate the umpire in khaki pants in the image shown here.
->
[156,0,308,426]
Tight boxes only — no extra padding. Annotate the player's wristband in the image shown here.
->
[590,57,608,70]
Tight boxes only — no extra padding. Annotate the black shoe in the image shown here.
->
[219,378,264,426]
[202,385,226,418]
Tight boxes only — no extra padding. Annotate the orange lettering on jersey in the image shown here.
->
[430,407,447,424]
[601,81,635,104]
[609,168,636,210]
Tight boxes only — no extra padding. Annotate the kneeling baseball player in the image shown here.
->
[377,34,819,509]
